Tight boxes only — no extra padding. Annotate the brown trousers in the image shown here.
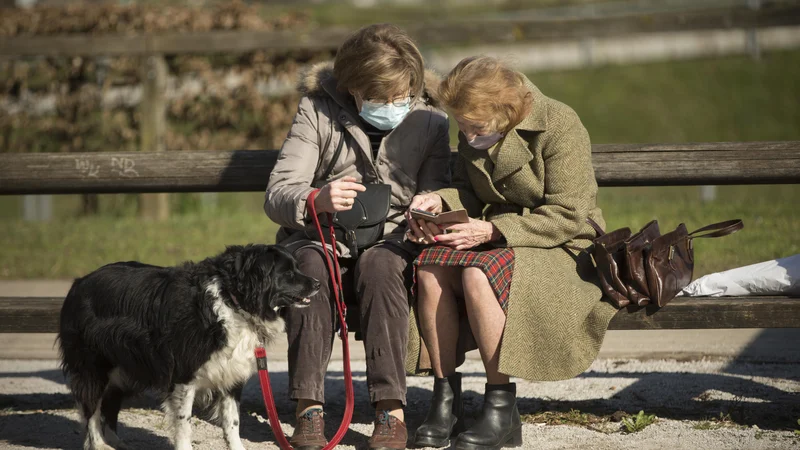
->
[285,244,413,406]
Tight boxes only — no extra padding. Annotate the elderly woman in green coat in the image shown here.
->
[404,56,618,450]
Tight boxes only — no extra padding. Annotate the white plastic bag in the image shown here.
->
[679,254,800,297]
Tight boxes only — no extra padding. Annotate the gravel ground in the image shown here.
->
[1,357,798,450]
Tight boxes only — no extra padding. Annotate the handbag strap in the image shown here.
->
[689,219,744,239]
[586,217,605,237]
[254,189,354,450]
[320,132,346,182]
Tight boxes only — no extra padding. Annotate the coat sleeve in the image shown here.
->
[491,115,594,248]
[416,116,452,194]
[435,153,485,218]
[264,96,321,230]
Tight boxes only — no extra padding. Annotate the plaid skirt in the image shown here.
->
[413,246,515,312]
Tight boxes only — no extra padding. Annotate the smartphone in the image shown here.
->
[410,208,439,221]
[409,208,469,224]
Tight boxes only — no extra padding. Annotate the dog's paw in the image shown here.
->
[103,428,128,449]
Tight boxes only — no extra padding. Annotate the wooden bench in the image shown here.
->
[2,296,799,334]
[1,141,799,334]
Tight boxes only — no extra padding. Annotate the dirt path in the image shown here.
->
[1,358,798,450]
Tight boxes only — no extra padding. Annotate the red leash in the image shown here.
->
[255,189,354,450]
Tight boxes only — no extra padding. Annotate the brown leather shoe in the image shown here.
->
[368,411,407,450]
[289,409,327,450]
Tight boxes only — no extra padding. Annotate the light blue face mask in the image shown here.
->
[359,100,411,131]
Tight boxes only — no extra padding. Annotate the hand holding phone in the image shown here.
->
[406,193,445,244]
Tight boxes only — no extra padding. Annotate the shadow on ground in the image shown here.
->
[2,360,798,449]
[0,410,173,449]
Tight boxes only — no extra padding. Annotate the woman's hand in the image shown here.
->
[408,193,444,215]
[312,176,366,214]
[405,193,444,245]
[434,218,502,250]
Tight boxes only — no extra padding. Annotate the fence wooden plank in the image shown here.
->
[2,296,797,333]
[608,297,800,330]
[0,142,798,195]
[0,298,61,334]
[138,54,170,220]
[1,4,798,57]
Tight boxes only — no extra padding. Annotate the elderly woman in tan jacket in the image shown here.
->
[406,56,618,450]
[264,24,450,450]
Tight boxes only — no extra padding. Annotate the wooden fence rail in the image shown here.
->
[0,142,798,195]
[2,3,799,57]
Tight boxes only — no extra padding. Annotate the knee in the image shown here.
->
[461,266,489,292]
[355,246,411,317]
[355,246,408,286]
[417,265,447,291]
[288,248,330,317]
[294,248,328,279]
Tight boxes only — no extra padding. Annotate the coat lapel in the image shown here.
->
[491,132,533,182]
[458,138,505,200]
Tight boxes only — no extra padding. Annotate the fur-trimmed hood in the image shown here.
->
[297,61,442,108]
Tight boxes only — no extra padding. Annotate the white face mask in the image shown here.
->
[468,132,504,150]
[359,100,410,130]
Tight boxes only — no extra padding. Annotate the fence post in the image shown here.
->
[746,0,762,60]
[700,185,718,203]
[580,37,595,68]
[22,195,52,222]
[138,54,170,220]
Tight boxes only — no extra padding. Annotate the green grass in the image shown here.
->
[1,51,799,279]
[0,184,796,279]
[0,207,278,279]
[622,410,657,433]
[531,51,800,144]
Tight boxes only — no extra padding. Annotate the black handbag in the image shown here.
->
[306,133,392,257]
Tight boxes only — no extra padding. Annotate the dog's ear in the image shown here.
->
[223,245,246,275]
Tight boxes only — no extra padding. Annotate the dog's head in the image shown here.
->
[217,244,320,319]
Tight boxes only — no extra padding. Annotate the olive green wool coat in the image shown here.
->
[405,78,618,381]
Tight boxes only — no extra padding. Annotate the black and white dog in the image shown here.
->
[57,244,320,450]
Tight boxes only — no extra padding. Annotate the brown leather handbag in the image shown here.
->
[587,218,743,308]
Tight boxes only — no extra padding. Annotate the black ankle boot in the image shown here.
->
[454,383,522,450]
[413,373,464,448]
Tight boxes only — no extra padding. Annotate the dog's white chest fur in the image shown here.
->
[193,281,284,392]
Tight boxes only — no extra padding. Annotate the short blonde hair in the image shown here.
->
[438,56,533,133]
[333,24,425,100]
